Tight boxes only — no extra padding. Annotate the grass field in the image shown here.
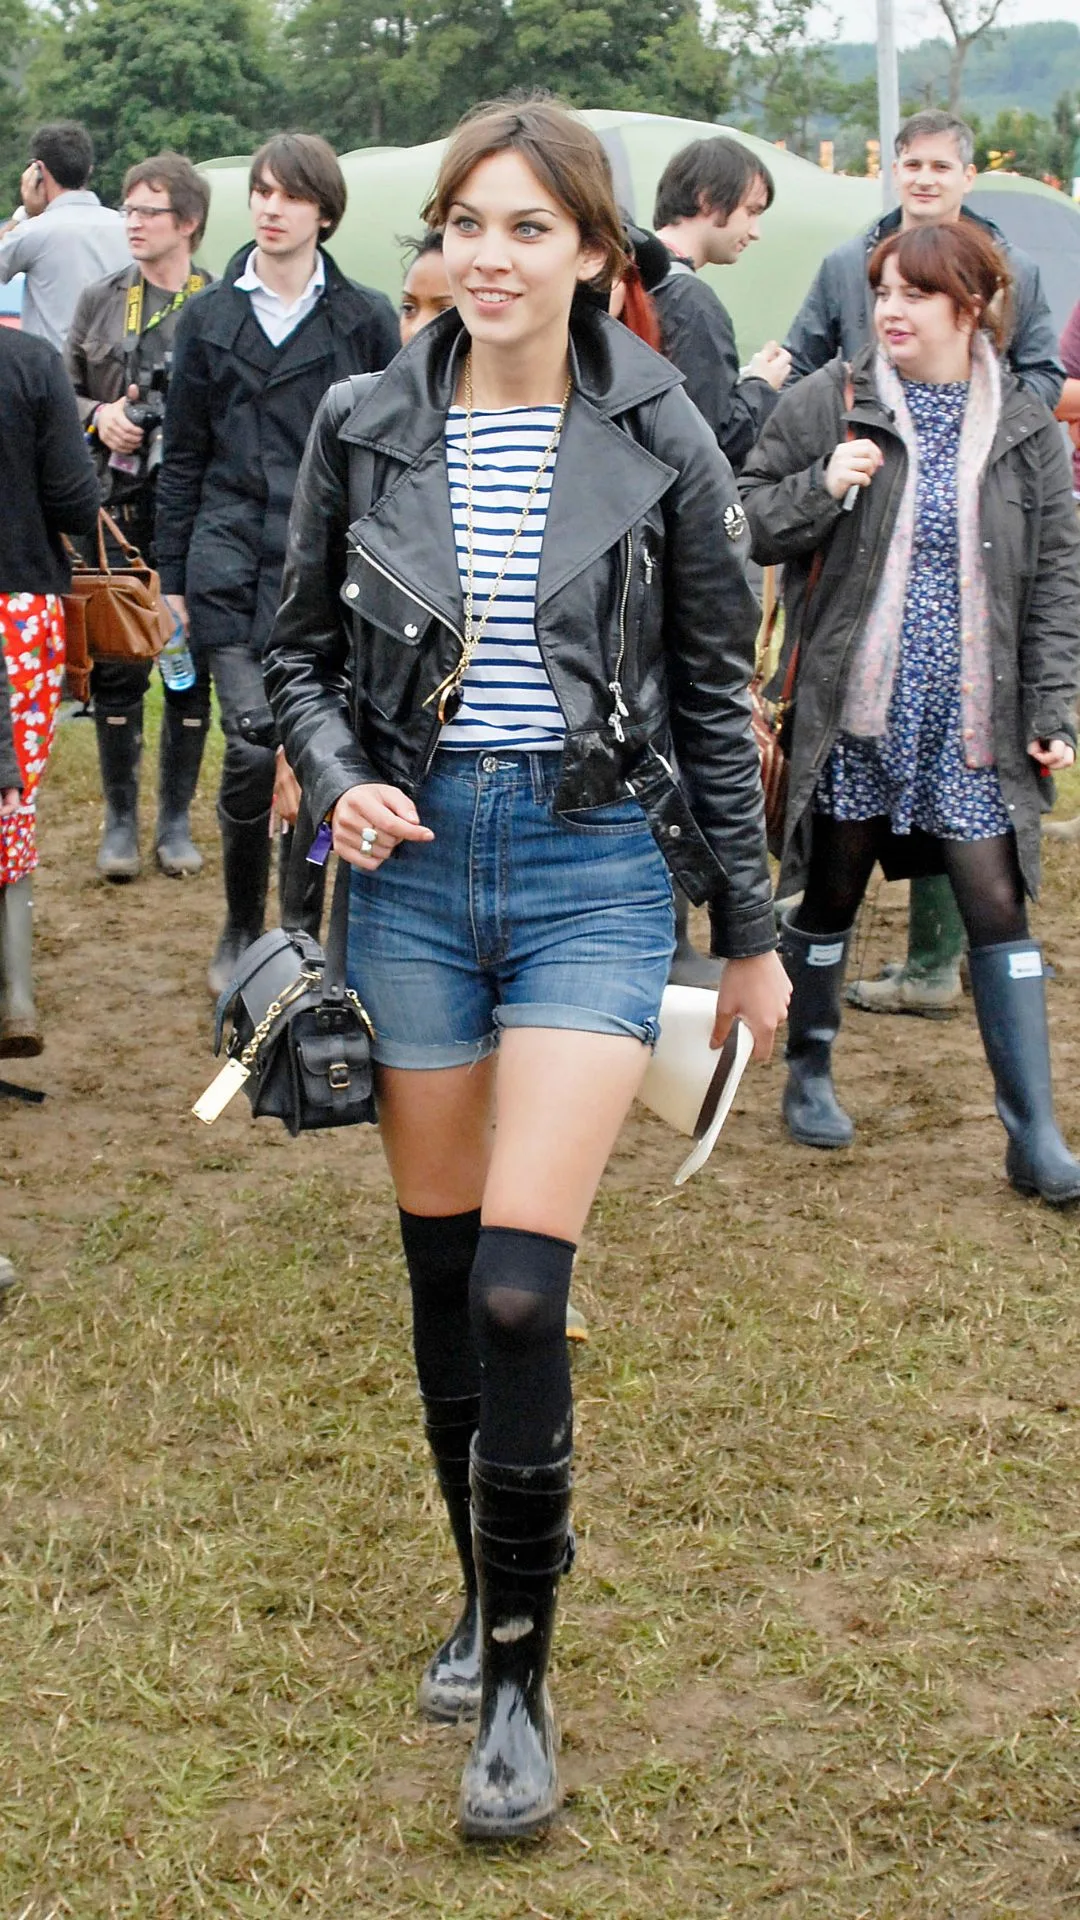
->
[3,707,1080,1917]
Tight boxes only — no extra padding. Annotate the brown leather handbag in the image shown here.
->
[62,509,171,701]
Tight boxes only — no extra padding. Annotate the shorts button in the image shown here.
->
[482,755,498,773]
[344,583,359,599]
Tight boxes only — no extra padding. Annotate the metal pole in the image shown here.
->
[877,0,900,211]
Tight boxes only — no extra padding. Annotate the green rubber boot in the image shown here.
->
[846,873,965,1018]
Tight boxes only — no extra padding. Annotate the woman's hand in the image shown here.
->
[0,787,21,817]
[270,746,302,832]
[710,950,791,1063]
[332,782,435,870]
[824,438,883,501]
[1028,737,1076,772]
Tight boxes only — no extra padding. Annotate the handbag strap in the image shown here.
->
[279,794,351,1004]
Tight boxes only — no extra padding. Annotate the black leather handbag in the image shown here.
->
[207,834,377,1136]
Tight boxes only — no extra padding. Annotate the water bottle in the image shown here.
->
[159,600,196,693]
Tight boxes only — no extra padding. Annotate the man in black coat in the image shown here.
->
[155,133,399,995]
[651,137,790,473]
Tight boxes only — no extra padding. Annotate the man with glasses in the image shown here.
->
[0,121,129,350]
[66,152,214,880]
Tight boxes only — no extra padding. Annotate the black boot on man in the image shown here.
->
[780,915,855,1148]
[94,705,142,881]
[968,939,1080,1206]
[207,806,271,999]
[156,704,208,877]
[459,1445,573,1841]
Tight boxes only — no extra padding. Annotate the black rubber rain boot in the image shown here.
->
[94,706,142,881]
[780,915,855,1148]
[0,877,42,1058]
[278,828,327,938]
[207,807,271,999]
[667,887,722,989]
[968,939,1080,1206]
[417,1394,482,1723]
[459,1444,573,1842]
[156,704,208,877]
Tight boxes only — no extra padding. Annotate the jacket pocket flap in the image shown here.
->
[341,546,435,647]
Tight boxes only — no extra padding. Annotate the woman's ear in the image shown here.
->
[576,240,608,287]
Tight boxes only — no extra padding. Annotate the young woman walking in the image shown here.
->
[265,96,789,1839]
[740,221,1080,1203]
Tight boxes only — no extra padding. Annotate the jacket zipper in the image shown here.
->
[608,533,633,743]
[349,540,464,778]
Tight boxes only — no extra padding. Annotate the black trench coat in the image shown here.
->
[739,344,1080,900]
[155,246,399,657]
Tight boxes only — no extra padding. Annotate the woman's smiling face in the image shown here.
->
[442,149,604,359]
[873,253,972,377]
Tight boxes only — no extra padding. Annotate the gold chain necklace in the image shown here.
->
[428,352,572,725]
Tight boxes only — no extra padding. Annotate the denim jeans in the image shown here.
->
[347,749,676,1069]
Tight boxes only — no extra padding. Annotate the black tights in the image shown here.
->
[795,815,1029,950]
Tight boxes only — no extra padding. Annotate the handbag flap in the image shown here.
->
[213,925,323,1053]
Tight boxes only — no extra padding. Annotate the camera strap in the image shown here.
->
[123,267,210,344]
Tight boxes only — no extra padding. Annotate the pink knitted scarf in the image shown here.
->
[840,331,1001,770]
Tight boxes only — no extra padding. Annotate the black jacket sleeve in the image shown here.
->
[657,274,778,473]
[651,385,777,956]
[783,256,844,384]
[37,349,100,538]
[1020,419,1080,747]
[1007,251,1065,409]
[263,379,383,827]
[738,368,846,564]
[154,300,213,596]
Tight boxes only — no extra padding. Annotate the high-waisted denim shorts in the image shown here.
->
[347,749,676,1069]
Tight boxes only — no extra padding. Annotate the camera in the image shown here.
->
[120,355,172,480]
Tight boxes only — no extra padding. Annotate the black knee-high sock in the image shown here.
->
[469,1226,575,1468]
[398,1208,482,1402]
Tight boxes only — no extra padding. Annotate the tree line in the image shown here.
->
[0,0,1075,211]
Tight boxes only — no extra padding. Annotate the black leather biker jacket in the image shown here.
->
[263,304,776,958]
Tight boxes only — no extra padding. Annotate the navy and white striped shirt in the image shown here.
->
[441,405,565,751]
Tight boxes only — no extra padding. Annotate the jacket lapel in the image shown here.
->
[537,396,676,607]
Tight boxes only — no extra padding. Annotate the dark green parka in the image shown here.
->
[739,343,1080,901]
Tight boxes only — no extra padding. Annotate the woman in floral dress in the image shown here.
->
[741,220,1080,1205]
[0,328,99,1054]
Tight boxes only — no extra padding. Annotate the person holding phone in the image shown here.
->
[740,220,1080,1205]
[0,123,129,350]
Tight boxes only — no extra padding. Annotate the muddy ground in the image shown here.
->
[3,708,1080,1918]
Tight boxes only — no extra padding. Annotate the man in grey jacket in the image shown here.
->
[783,108,1064,1017]
[0,123,129,350]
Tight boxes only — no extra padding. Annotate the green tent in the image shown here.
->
[198,113,1080,358]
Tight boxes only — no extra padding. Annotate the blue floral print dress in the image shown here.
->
[815,378,1011,840]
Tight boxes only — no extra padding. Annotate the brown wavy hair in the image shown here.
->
[868,221,1013,351]
[422,96,629,293]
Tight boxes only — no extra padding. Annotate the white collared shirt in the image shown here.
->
[234,249,325,346]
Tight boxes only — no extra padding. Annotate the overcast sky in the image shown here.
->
[816,1,1080,44]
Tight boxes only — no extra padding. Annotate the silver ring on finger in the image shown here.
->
[360,826,378,854]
